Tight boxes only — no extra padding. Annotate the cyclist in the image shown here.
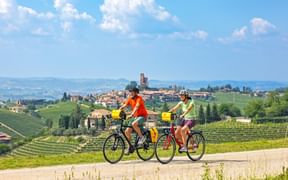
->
[169,90,197,152]
[119,87,148,155]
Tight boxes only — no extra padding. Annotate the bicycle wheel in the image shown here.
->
[155,134,176,164]
[186,132,205,161]
[136,136,155,161]
[102,134,125,164]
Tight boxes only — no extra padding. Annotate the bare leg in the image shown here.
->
[125,128,133,142]
[175,126,183,145]
[181,126,189,147]
[132,121,143,138]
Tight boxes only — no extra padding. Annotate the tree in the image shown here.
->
[244,100,265,118]
[45,119,53,129]
[69,104,84,128]
[161,102,169,112]
[87,118,91,129]
[59,115,70,129]
[101,115,106,130]
[219,103,241,117]
[212,104,221,122]
[198,104,205,124]
[206,103,212,123]
[62,92,69,101]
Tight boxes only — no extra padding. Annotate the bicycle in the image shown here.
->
[102,110,156,164]
[155,112,206,164]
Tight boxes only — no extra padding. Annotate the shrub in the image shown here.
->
[0,144,11,155]
[252,116,288,124]
[51,128,65,136]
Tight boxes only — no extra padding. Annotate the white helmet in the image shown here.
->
[179,90,189,96]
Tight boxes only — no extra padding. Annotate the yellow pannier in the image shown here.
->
[149,127,158,143]
[111,110,126,120]
[161,112,175,122]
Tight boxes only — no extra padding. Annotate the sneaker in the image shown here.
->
[124,148,130,155]
[179,146,188,153]
[138,136,146,145]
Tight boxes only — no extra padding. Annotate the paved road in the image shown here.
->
[0,148,287,180]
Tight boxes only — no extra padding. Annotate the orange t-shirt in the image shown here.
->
[125,95,148,118]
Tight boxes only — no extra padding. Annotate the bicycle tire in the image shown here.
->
[155,134,176,164]
[186,132,205,161]
[102,134,125,164]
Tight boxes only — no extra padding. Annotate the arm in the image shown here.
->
[119,100,129,110]
[169,102,181,113]
[181,103,194,118]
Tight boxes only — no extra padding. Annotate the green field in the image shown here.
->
[38,102,90,128]
[211,92,263,110]
[0,109,45,138]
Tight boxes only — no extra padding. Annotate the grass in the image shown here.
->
[38,102,90,128]
[0,138,287,170]
[0,109,45,137]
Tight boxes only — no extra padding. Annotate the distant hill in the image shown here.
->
[0,109,46,138]
[38,102,90,128]
[0,77,287,100]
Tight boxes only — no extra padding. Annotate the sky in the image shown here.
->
[0,0,288,81]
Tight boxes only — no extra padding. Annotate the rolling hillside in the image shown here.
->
[38,102,90,128]
[0,109,45,138]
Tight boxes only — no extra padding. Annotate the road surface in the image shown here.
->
[0,148,287,180]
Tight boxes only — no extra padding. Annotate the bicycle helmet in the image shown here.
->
[179,90,189,96]
[129,87,140,93]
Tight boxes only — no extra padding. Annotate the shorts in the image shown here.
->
[127,116,146,127]
[177,119,196,129]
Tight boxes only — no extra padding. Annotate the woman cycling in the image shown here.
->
[169,90,197,152]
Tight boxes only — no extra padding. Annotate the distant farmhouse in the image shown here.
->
[0,132,11,144]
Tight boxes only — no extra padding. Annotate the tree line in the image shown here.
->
[245,90,288,118]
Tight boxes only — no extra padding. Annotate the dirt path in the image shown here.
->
[0,148,287,180]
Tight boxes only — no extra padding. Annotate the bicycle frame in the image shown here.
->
[113,118,140,150]
[164,121,191,148]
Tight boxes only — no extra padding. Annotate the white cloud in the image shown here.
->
[192,30,208,40]
[250,17,276,35]
[32,27,49,36]
[18,6,55,19]
[54,0,95,22]
[232,26,248,40]
[0,0,15,19]
[53,0,95,32]
[99,0,177,33]
[218,17,277,44]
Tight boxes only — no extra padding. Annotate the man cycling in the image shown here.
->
[169,90,197,152]
[119,87,148,155]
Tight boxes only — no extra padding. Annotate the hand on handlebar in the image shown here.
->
[127,114,133,119]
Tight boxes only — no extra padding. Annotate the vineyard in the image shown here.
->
[195,121,288,143]
[11,141,79,156]
[0,109,45,137]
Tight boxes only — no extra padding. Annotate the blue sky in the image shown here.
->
[0,0,288,81]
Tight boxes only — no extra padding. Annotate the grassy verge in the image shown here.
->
[0,138,287,170]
